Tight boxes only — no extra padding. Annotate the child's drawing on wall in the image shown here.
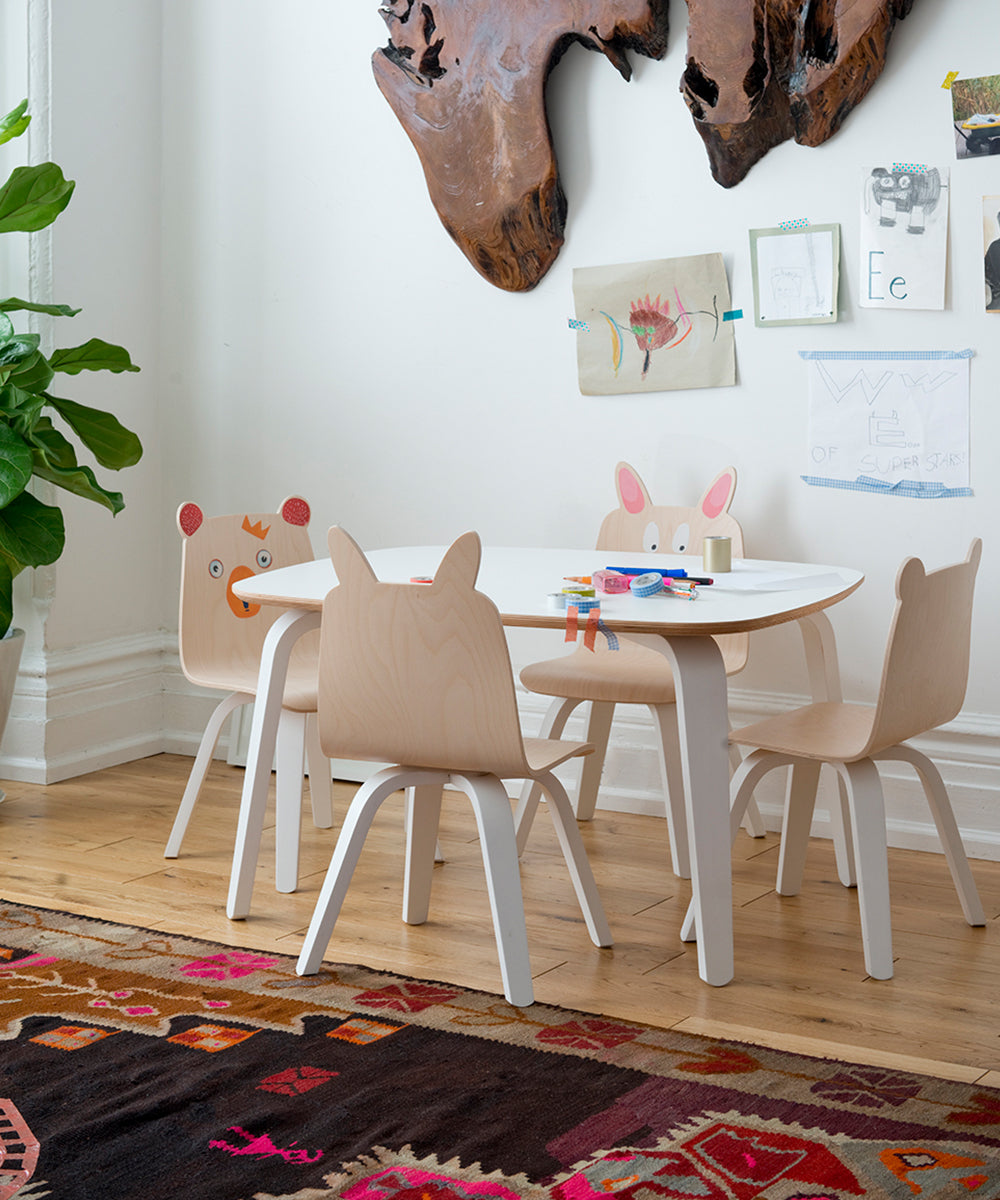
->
[572,253,736,395]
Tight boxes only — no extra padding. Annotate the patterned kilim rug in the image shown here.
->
[1,902,999,1200]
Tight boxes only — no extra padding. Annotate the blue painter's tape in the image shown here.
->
[722,309,743,321]
[800,475,973,499]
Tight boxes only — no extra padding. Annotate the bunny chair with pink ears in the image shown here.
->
[166,497,332,894]
[516,462,764,878]
[296,528,612,1008]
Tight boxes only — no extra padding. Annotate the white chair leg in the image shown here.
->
[776,759,822,895]
[837,760,894,980]
[533,770,613,947]
[649,703,691,879]
[729,740,767,837]
[305,712,333,829]
[275,709,306,893]
[680,748,791,941]
[165,691,251,858]
[575,701,615,821]
[514,696,581,854]
[403,783,444,925]
[451,773,534,1007]
[798,612,855,887]
[297,768,425,975]
[877,746,985,926]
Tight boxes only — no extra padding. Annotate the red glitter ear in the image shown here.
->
[281,496,310,527]
[178,502,203,537]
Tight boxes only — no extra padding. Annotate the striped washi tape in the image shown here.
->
[629,572,664,598]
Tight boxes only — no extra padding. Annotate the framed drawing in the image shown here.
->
[749,224,840,326]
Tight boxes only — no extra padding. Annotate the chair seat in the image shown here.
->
[521,638,680,704]
[521,635,747,706]
[522,737,593,774]
[730,701,877,763]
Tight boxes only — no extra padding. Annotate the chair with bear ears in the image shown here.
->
[296,527,612,1007]
[165,496,332,894]
[680,540,986,979]
[515,462,764,877]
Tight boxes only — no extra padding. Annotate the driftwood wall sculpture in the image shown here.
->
[373,0,915,292]
[372,1,670,292]
[683,0,917,188]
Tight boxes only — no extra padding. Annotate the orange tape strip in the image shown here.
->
[584,606,601,651]
[565,605,578,643]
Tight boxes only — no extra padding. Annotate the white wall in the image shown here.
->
[3,1,999,856]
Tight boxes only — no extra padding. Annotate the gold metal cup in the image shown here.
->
[703,535,732,573]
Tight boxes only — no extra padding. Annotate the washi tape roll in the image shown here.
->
[571,596,602,613]
[562,583,596,598]
[547,592,569,611]
[629,572,664,598]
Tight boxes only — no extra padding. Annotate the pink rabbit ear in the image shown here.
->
[177,502,203,538]
[700,468,737,519]
[280,496,310,527]
[616,462,652,515]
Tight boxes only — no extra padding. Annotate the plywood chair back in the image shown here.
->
[321,527,533,779]
[863,538,982,757]
[596,461,748,671]
[177,497,316,692]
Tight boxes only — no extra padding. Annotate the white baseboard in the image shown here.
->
[2,633,999,866]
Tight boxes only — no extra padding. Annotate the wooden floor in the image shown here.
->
[2,753,999,1086]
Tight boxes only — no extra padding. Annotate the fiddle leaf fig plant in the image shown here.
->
[0,100,142,637]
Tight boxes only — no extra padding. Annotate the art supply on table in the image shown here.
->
[629,572,665,598]
[410,576,434,584]
[562,582,596,598]
[606,566,689,578]
[593,569,631,594]
[703,535,732,573]
[547,592,569,611]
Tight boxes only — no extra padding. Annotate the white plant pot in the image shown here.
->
[0,628,24,799]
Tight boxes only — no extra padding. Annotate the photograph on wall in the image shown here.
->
[951,73,1000,159]
[800,349,972,499]
[859,164,949,310]
[572,253,736,395]
[985,196,1000,311]
[749,224,839,326]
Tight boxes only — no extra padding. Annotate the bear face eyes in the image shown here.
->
[209,559,224,579]
[256,549,272,569]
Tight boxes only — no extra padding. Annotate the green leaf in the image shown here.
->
[7,348,54,394]
[0,101,29,147]
[31,437,125,515]
[27,418,75,468]
[0,383,46,436]
[48,338,139,375]
[0,313,11,342]
[0,423,33,506]
[0,334,40,367]
[0,296,82,317]
[45,395,143,469]
[0,489,65,572]
[0,162,75,233]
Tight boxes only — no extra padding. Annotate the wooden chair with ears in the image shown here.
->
[296,528,613,1007]
[516,462,764,877]
[165,497,333,893]
[682,540,986,979]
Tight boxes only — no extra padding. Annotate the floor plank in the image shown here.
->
[1,754,998,1082]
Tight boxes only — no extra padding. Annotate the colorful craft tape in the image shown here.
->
[629,572,664,598]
